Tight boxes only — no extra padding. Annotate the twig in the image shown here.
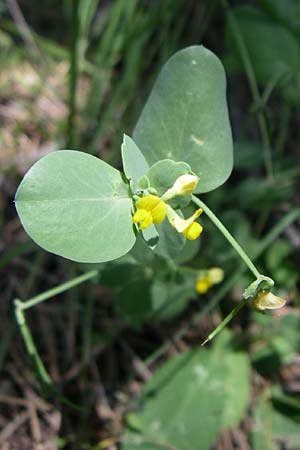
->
[25,389,42,447]
[0,411,29,444]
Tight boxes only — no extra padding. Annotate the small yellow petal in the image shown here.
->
[139,215,153,229]
[136,195,161,211]
[196,277,211,294]
[182,222,203,240]
[170,208,203,233]
[133,209,148,224]
[133,209,153,230]
[151,201,167,224]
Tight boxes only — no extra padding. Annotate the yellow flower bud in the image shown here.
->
[172,174,199,195]
[208,268,224,284]
[161,174,199,201]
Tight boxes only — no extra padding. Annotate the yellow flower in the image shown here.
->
[252,290,286,311]
[196,267,224,294]
[166,206,203,240]
[132,195,167,230]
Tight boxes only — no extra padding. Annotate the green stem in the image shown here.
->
[145,208,300,364]
[14,302,52,385]
[201,298,248,345]
[67,0,80,148]
[18,270,98,311]
[220,0,273,179]
[192,195,260,278]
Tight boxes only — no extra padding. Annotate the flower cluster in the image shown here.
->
[132,175,203,240]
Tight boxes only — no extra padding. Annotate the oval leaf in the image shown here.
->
[133,46,233,193]
[15,151,136,263]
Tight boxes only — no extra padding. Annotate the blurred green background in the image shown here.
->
[1,1,300,449]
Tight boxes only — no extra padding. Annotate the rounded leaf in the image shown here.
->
[133,46,233,193]
[15,151,136,263]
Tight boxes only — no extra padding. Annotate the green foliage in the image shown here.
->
[121,134,149,192]
[252,311,300,376]
[146,159,193,209]
[15,45,233,264]
[15,151,135,263]
[243,275,274,300]
[101,237,198,327]
[123,334,251,450]
[258,0,300,37]
[133,46,233,193]
[4,1,300,448]
[226,5,300,104]
[251,386,300,450]
[264,240,299,288]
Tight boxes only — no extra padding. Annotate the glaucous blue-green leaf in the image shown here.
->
[222,351,251,427]
[154,220,185,260]
[123,349,226,450]
[146,159,193,209]
[15,151,136,263]
[146,159,192,195]
[124,340,250,450]
[133,46,233,193]
[213,329,251,428]
[121,134,149,192]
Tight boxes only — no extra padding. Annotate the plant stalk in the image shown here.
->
[192,195,260,278]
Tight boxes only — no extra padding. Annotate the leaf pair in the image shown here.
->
[15,46,233,263]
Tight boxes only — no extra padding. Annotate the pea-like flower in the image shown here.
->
[132,195,167,230]
[252,290,286,311]
[166,205,203,240]
[196,267,224,294]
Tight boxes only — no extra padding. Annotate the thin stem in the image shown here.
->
[146,207,300,364]
[18,270,98,311]
[220,0,273,179]
[14,302,52,385]
[67,0,80,148]
[192,195,260,278]
[201,298,248,345]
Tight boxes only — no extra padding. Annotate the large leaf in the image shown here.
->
[15,151,136,263]
[133,45,233,193]
[123,343,251,450]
